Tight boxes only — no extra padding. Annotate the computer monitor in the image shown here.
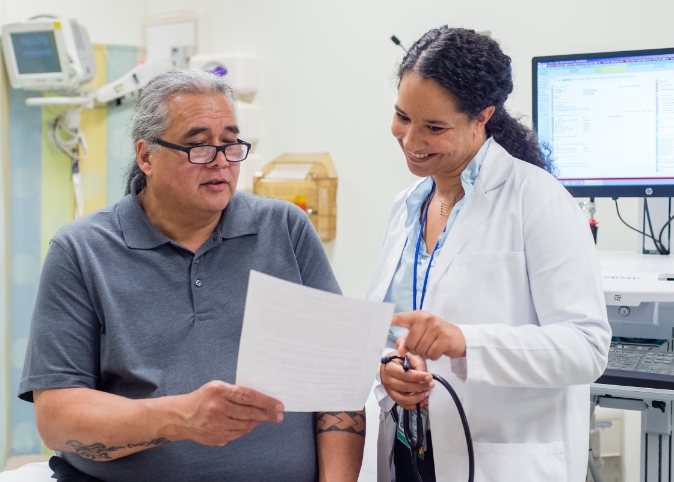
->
[1,18,96,92]
[532,47,674,198]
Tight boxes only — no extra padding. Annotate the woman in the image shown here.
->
[369,27,611,482]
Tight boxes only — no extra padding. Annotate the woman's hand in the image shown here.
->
[380,351,433,410]
[392,311,466,360]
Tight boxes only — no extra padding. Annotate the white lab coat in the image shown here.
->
[368,141,611,482]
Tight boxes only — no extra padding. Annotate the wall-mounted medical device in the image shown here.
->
[1,17,173,221]
[235,101,261,143]
[189,54,259,95]
[254,154,338,242]
[95,59,172,105]
[1,17,96,92]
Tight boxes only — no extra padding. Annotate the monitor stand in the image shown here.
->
[579,198,599,244]
[591,387,673,482]
[638,198,672,255]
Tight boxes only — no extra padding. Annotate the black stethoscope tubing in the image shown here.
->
[381,355,474,482]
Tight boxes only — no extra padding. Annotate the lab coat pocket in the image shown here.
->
[472,441,567,482]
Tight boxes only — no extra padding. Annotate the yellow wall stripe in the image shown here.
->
[40,45,108,260]
[80,44,108,215]
[40,103,76,261]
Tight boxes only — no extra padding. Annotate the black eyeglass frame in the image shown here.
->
[153,138,251,164]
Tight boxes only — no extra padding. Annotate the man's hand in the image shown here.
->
[392,311,466,360]
[180,381,284,446]
[380,351,433,410]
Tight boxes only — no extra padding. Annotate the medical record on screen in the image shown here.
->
[10,31,62,75]
[535,52,674,188]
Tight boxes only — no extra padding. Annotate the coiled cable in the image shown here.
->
[381,355,474,482]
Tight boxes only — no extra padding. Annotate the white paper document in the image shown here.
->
[235,271,394,412]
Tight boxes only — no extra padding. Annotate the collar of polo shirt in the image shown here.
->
[119,173,259,250]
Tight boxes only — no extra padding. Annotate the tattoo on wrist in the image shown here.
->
[65,438,170,460]
[316,411,366,438]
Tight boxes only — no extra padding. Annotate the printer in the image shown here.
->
[598,251,674,390]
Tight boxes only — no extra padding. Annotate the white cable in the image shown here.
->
[72,171,83,220]
[46,107,88,219]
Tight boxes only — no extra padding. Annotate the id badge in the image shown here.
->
[396,407,427,459]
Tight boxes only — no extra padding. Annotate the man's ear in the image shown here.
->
[137,140,154,178]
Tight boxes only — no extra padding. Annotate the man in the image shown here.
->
[18,69,365,481]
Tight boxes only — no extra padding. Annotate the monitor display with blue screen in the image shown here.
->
[533,48,674,197]
[10,30,61,75]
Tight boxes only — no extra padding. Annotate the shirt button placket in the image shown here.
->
[195,255,204,288]
[192,255,204,321]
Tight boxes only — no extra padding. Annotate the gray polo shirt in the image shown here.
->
[19,180,341,482]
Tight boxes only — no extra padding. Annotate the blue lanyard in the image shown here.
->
[413,182,445,311]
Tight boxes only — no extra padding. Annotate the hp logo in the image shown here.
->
[646,188,653,195]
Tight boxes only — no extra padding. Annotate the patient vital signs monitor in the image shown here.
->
[533,48,674,198]
[1,18,96,92]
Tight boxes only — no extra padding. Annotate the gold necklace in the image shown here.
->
[435,190,462,216]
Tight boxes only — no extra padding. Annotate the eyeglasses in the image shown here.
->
[153,138,251,164]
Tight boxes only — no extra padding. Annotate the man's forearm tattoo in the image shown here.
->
[316,411,366,438]
[65,438,170,460]
[126,438,170,449]
[65,441,123,460]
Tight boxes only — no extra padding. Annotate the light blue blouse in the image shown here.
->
[385,137,493,316]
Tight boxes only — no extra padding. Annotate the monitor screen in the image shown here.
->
[11,30,62,75]
[533,48,674,197]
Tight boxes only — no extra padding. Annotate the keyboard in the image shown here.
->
[596,342,674,391]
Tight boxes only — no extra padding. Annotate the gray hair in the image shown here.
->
[125,69,238,195]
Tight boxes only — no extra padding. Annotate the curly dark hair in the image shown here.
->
[399,26,554,173]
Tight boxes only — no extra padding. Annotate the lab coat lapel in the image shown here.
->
[366,180,424,301]
[425,143,512,294]
[370,214,407,301]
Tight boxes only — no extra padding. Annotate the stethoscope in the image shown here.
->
[381,180,474,482]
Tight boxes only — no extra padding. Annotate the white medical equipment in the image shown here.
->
[1,16,174,219]
[1,17,96,92]
[592,252,674,482]
[94,59,172,105]
[2,15,261,214]
[189,54,259,95]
